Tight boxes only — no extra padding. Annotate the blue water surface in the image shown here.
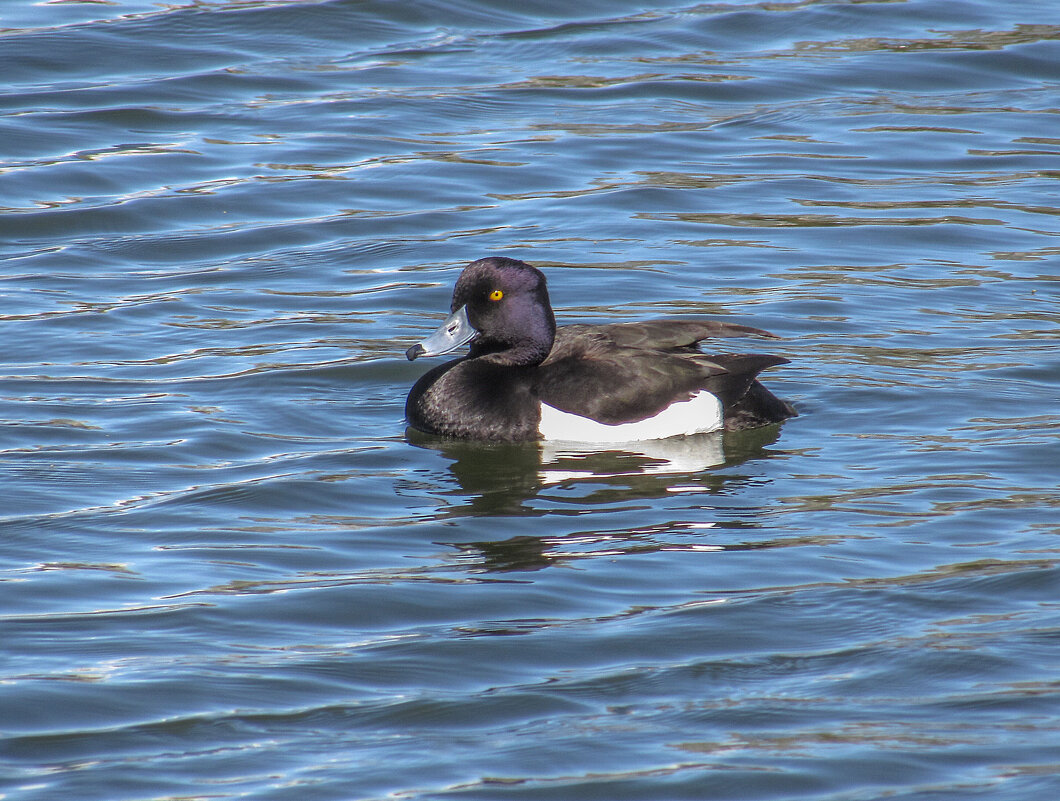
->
[2,1,1059,799]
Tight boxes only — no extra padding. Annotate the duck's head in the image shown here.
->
[407,257,557,366]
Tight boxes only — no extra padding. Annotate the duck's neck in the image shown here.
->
[470,335,553,367]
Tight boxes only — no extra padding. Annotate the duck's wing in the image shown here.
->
[537,323,790,425]
[536,344,714,425]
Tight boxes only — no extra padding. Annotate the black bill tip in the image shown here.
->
[406,343,426,361]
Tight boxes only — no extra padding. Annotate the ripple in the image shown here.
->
[3,0,1060,798]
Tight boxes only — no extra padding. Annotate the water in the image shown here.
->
[2,0,1058,798]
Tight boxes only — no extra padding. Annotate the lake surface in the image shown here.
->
[2,1,1058,799]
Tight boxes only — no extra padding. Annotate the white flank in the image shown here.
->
[538,390,723,443]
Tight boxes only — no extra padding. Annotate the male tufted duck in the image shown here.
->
[406,257,796,442]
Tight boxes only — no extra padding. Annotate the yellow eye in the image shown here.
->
[488,289,504,301]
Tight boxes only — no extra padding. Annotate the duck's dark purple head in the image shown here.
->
[407,257,557,367]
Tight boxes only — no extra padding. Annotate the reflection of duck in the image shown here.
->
[405,422,787,518]
[406,257,795,443]
[415,424,791,573]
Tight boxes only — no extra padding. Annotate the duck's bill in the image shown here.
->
[406,305,477,360]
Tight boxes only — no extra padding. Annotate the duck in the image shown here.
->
[405,257,796,442]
